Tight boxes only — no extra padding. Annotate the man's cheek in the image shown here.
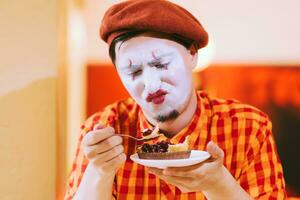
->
[123,82,138,97]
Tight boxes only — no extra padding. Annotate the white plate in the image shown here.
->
[130,150,210,169]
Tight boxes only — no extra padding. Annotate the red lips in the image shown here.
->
[146,90,168,104]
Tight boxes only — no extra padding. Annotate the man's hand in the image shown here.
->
[148,141,225,192]
[148,141,252,199]
[82,124,126,176]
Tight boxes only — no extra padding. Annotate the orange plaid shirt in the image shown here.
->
[64,91,286,200]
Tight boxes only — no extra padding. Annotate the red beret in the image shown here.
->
[100,0,209,50]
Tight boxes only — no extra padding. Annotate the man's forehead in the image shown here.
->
[117,36,172,51]
[117,45,173,60]
[115,36,181,67]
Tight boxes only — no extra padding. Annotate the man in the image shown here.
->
[64,0,286,199]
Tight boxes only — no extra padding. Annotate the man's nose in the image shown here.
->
[143,68,161,94]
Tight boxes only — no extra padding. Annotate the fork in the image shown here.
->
[117,134,161,142]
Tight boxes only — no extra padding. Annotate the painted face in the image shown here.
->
[115,36,197,123]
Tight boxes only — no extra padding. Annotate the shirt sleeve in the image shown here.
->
[238,118,287,200]
[64,104,119,200]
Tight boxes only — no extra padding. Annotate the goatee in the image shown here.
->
[155,110,179,122]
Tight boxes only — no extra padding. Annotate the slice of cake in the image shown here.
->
[137,136,191,160]
[140,125,160,140]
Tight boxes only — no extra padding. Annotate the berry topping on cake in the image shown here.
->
[137,136,191,160]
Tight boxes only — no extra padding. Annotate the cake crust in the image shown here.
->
[137,150,191,160]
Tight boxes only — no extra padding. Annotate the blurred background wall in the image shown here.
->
[0,0,57,199]
[1,0,300,200]
[85,0,300,64]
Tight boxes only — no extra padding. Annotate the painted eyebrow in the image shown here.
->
[121,60,142,70]
[120,52,173,69]
[147,52,173,65]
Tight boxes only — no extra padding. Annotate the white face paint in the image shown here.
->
[115,36,197,123]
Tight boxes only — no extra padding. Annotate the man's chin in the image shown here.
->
[155,110,179,123]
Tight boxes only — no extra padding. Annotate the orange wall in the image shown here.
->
[198,65,300,108]
[87,64,300,116]
[87,64,129,116]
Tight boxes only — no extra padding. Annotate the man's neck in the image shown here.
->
[144,90,198,137]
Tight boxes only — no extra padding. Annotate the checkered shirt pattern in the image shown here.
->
[64,91,286,200]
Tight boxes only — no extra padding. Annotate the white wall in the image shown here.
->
[83,0,300,64]
[0,0,57,199]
